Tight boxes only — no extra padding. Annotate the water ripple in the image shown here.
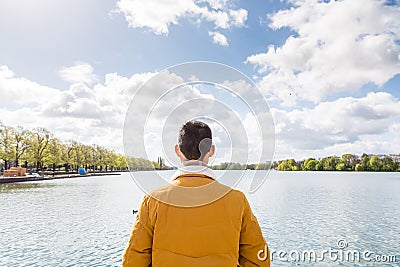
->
[1,172,399,266]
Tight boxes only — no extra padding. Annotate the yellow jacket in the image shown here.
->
[122,174,270,267]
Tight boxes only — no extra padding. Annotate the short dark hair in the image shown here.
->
[178,120,212,160]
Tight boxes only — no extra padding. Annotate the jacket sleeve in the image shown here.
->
[122,195,154,267]
[238,195,270,267]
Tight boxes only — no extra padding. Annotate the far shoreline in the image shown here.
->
[0,172,121,184]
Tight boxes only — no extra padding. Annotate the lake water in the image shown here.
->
[1,171,399,266]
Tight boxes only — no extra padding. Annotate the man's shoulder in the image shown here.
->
[224,186,247,204]
[145,179,246,207]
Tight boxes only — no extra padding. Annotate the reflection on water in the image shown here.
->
[0,182,55,192]
[0,172,399,266]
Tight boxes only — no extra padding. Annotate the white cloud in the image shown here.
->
[272,92,400,159]
[58,62,98,84]
[115,0,248,40]
[2,65,399,164]
[116,0,198,35]
[228,8,247,27]
[208,31,228,46]
[0,65,153,152]
[122,73,272,165]
[1,66,246,163]
[199,0,228,10]
[0,65,60,106]
[42,84,108,119]
[247,0,400,105]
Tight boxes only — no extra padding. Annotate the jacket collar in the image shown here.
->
[171,160,216,181]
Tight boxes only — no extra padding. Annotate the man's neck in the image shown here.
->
[182,160,208,167]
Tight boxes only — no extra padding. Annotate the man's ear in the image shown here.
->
[175,144,187,160]
[175,144,181,158]
[208,145,215,158]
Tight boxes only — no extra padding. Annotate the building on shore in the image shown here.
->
[4,167,26,177]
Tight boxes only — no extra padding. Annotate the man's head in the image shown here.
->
[175,120,215,163]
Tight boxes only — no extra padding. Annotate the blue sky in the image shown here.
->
[0,0,292,88]
[1,0,400,161]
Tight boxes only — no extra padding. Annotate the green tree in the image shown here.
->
[228,162,243,170]
[329,157,340,170]
[156,156,164,169]
[368,156,382,172]
[61,140,75,172]
[257,161,272,170]
[105,149,116,171]
[81,144,94,171]
[46,138,63,171]
[0,124,14,169]
[12,126,30,167]
[29,127,52,171]
[319,157,338,171]
[336,162,346,171]
[355,163,363,171]
[72,141,84,171]
[360,153,370,171]
[95,146,106,171]
[341,154,359,171]
[382,156,395,172]
[393,154,400,171]
[90,144,98,171]
[277,159,297,171]
[302,158,319,171]
[115,154,127,170]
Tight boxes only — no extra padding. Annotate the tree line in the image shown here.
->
[3,122,397,173]
[210,154,400,172]
[0,123,159,173]
[274,153,400,172]
[210,162,271,170]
